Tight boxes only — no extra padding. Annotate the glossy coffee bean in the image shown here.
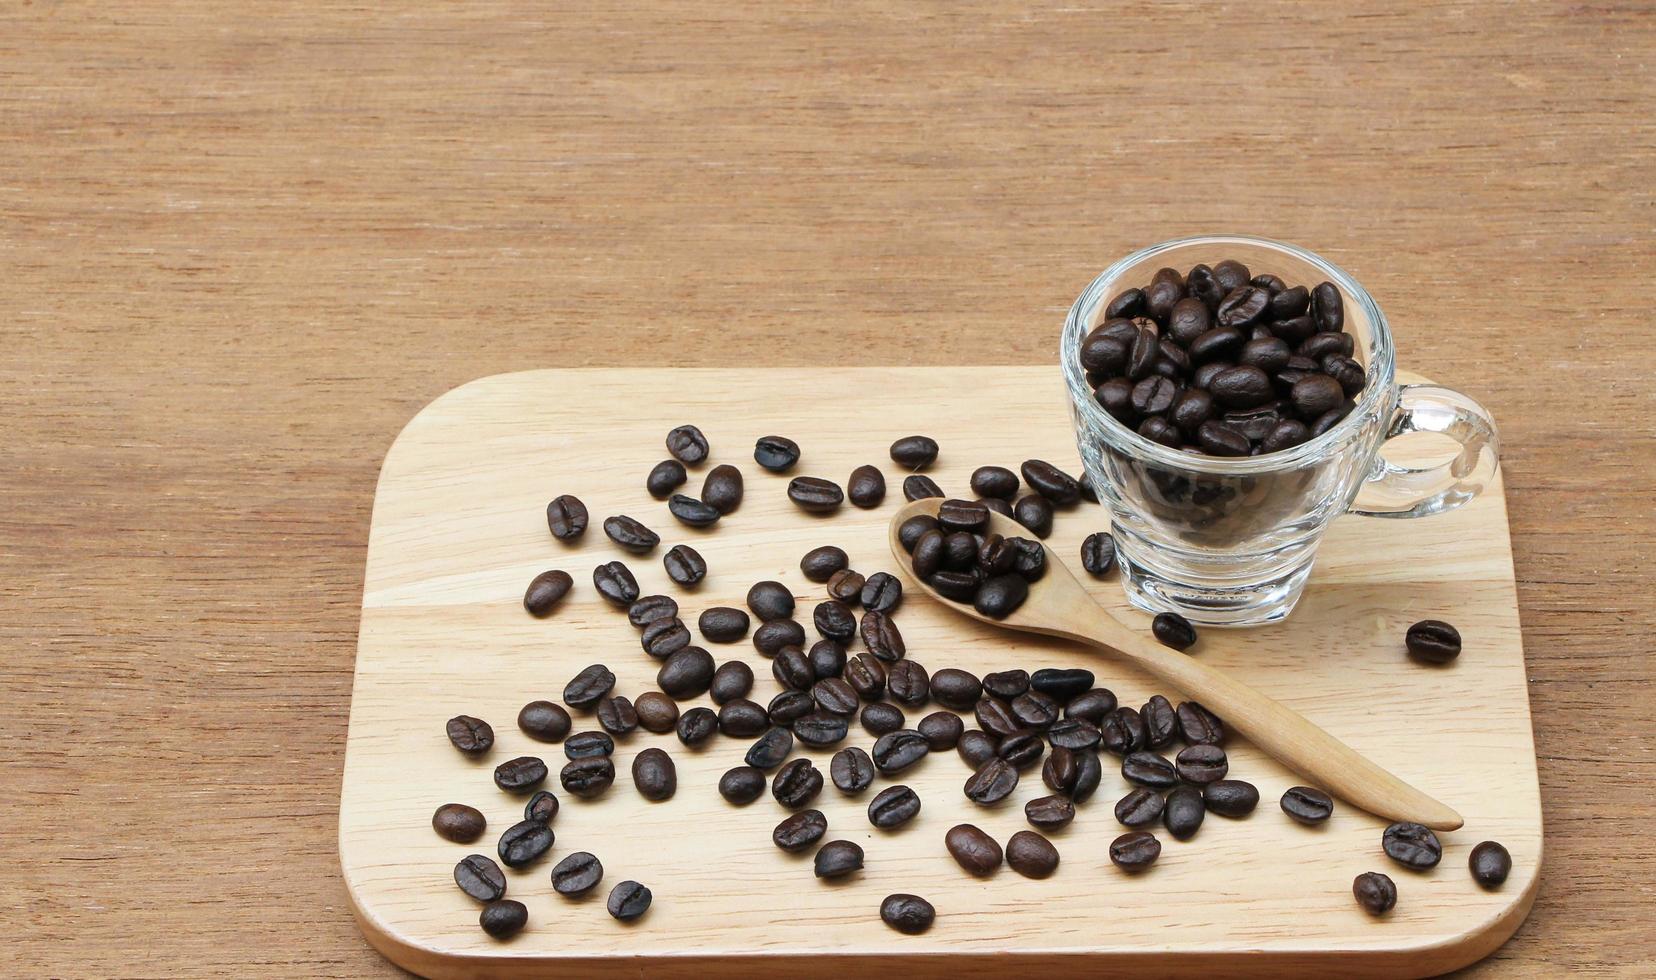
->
[1115,788,1165,828]
[641,616,692,658]
[847,464,886,508]
[1217,285,1270,329]
[929,668,982,711]
[1176,701,1225,745]
[1202,779,1259,817]
[665,424,709,465]
[1121,751,1178,790]
[433,804,487,843]
[831,746,876,794]
[1311,281,1344,332]
[826,569,866,604]
[455,854,508,902]
[788,477,844,513]
[667,494,721,528]
[773,809,829,852]
[813,677,860,716]
[747,580,796,621]
[813,599,858,643]
[998,731,1046,770]
[872,729,930,774]
[658,646,715,699]
[772,646,815,691]
[844,653,886,701]
[1137,694,1176,749]
[708,661,753,704]
[1163,785,1206,840]
[701,464,744,514]
[1109,831,1162,873]
[898,514,940,552]
[772,758,824,809]
[1046,718,1101,752]
[903,474,945,501]
[718,765,766,805]
[662,545,707,586]
[1079,532,1117,577]
[1065,687,1117,723]
[524,791,560,824]
[627,594,679,628]
[861,702,906,736]
[860,610,906,662]
[497,819,555,867]
[593,561,641,607]
[1020,459,1081,504]
[597,696,638,736]
[479,899,527,939]
[563,664,616,709]
[813,840,864,879]
[868,785,922,828]
[860,572,903,614]
[974,697,1021,738]
[647,459,687,499]
[675,706,718,746]
[917,710,964,751]
[801,545,849,582]
[1406,619,1461,663]
[928,570,980,603]
[945,823,1003,876]
[1470,841,1512,889]
[1353,871,1397,916]
[1105,287,1145,319]
[1041,746,1079,793]
[1009,691,1058,729]
[754,435,800,472]
[1280,785,1334,825]
[517,701,571,743]
[1068,748,1103,803]
[524,570,574,617]
[1011,494,1054,538]
[546,494,589,541]
[631,747,677,801]
[1100,706,1147,755]
[1175,744,1228,784]
[887,660,930,707]
[446,715,494,754]
[982,669,1029,700]
[752,620,805,656]
[1025,794,1076,830]
[602,515,659,554]
[890,435,940,469]
[1196,419,1251,457]
[971,465,1020,499]
[1005,831,1059,879]
[957,730,998,769]
[698,607,750,643]
[1382,821,1443,870]
[559,757,615,798]
[551,851,603,896]
[606,880,652,922]
[880,894,935,935]
[963,757,1019,805]
[974,574,1029,618]
[564,731,614,759]
[793,713,849,751]
[717,698,769,738]
[1031,668,1094,702]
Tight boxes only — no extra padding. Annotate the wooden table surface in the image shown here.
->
[3,3,1651,976]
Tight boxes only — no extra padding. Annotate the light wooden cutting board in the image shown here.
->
[340,367,1539,978]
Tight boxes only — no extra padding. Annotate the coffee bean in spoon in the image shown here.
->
[898,514,939,552]
[701,464,744,514]
[848,465,886,508]
[903,474,944,501]
[788,477,844,513]
[646,459,687,499]
[974,574,1029,619]
[890,435,939,470]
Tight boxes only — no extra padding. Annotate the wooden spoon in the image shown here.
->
[889,498,1464,831]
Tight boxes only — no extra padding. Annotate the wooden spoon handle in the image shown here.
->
[1090,615,1464,831]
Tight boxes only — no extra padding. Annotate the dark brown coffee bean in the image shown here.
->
[1209,364,1274,409]
[747,580,796,621]
[976,533,1015,577]
[1130,376,1179,416]
[675,706,717,746]
[872,729,930,774]
[717,698,769,738]
[1470,841,1512,889]
[641,616,692,658]
[1323,354,1367,396]
[1280,785,1334,825]
[917,710,964,750]
[1152,612,1198,650]
[1196,419,1251,456]
[1095,376,1136,423]
[1105,287,1145,319]
[546,494,589,541]
[523,570,574,618]
[627,594,678,628]
[701,464,744,514]
[890,435,940,470]
[1115,788,1165,827]
[998,731,1045,770]
[902,474,943,501]
[945,823,1003,876]
[1130,694,1172,749]
[662,545,707,586]
[880,893,934,935]
[1260,418,1311,453]
[602,515,659,554]
[1289,373,1345,421]
[1167,296,1212,346]
[657,646,714,699]
[665,424,709,465]
[1137,416,1181,448]
[479,899,527,938]
[667,494,721,528]
[831,746,875,794]
[752,619,805,656]
[707,661,753,705]
[963,757,1019,805]
[929,668,983,711]
[1191,360,1231,389]
[1187,263,1225,308]
[593,561,640,607]
[1041,746,1079,793]
[974,573,1029,618]
[1190,326,1246,364]
[1406,619,1462,663]
[969,465,1019,500]
[910,528,945,579]
[792,707,866,747]
[1125,321,1160,380]
[744,726,795,771]
[1265,282,1308,317]
[1202,779,1259,817]
[772,645,815,691]
[842,464,885,508]
[941,531,978,571]
[433,803,486,843]
[1046,718,1101,752]
[868,785,922,829]
[860,610,906,662]
[563,664,615,709]
[887,660,930,707]
[1238,336,1292,376]
[606,880,652,922]
[773,809,828,852]
[1065,687,1117,723]
[1005,831,1059,879]
[1383,821,1443,870]
[564,731,614,759]
[982,669,1029,700]
[957,730,998,768]
[1121,751,1178,790]
[633,691,679,733]
[718,765,766,805]
[524,790,560,824]
[696,607,749,644]
[597,696,638,736]
[773,758,824,809]
[813,599,857,643]
[1163,785,1206,840]
[1070,748,1104,803]
[1010,691,1059,730]
[1109,831,1161,872]
[551,851,603,896]
[754,435,800,472]
[860,701,906,736]
[762,689,810,727]
[1012,494,1053,537]
[517,701,570,743]
[1175,744,1228,784]
[497,818,555,867]
[1176,701,1225,745]
[813,677,860,716]
[826,569,866,604]
[1353,871,1397,915]
[1025,794,1076,830]
[860,572,903,613]
[788,476,843,513]
[1020,459,1081,504]
[1216,285,1270,329]
[647,459,687,499]
[455,854,507,901]
[1211,259,1251,294]
[1100,706,1147,755]
[1167,388,1213,436]
[844,652,887,700]
[813,840,864,879]
[898,514,940,552]
[801,545,849,582]
[560,757,615,799]
[1310,402,1353,436]
[975,697,1022,738]
[630,747,676,801]
[1310,281,1344,332]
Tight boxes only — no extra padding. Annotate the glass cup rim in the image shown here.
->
[1064,233,1396,475]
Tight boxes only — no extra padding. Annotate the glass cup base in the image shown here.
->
[1114,526,1316,627]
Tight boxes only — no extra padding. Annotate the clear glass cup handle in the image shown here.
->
[1350,384,1501,519]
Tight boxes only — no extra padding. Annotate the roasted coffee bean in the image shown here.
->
[1202,779,1259,817]
[1070,749,1103,803]
[1289,373,1345,421]
[929,668,982,711]
[1005,831,1059,879]
[1115,788,1165,827]
[872,729,930,774]
[910,529,945,579]
[753,619,806,656]
[826,569,866,605]
[1150,612,1198,650]
[656,646,714,699]
[497,819,555,867]
[701,464,744,514]
[1138,416,1181,448]
[937,499,989,536]
[869,785,922,829]
[433,803,487,843]
[641,616,692,658]
[813,840,864,879]
[647,459,688,499]
[668,493,721,528]
[1185,263,1223,308]
[597,696,638,736]
[767,690,815,726]
[1121,751,1178,790]
[479,899,528,939]
[800,545,849,582]
[522,790,558,825]
[1065,688,1117,723]
[1138,695,1176,749]
[1145,276,1183,321]
[663,544,707,586]
[890,435,940,470]
[1162,785,1205,840]
[773,758,824,809]
[859,572,903,614]
[453,858,505,905]
[843,464,886,508]
[1310,402,1352,436]
[788,476,844,513]
[627,594,679,628]
[1280,785,1334,825]
[551,851,603,896]
[631,747,677,801]
[941,531,979,571]
[697,607,750,644]
[974,697,1022,738]
[831,746,876,794]
[593,561,641,607]
[603,515,660,554]
[982,669,1029,700]
[1210,365,1274,409]
[1041,746,1079,793]
[1046,718,1101,751]
[945,823,1003,876]
[754,435,801,472]
[546,495,589,541]
[1131,376,1179,417]
[665,424,709,465]
[887,660,930,707]
[524,570,574,618]
[1310,281,1344,332]
[772,645,815,691]
[1300,330,1355,361]
[860,701,906,736]
[607,880,652,922]
[1239,336,1292,375]
[903,474,944,501]
[976,533,1015,577]
[1353,871,1397,916]
[1030,668,1094,703]
[1100,706,1148,755]
[446,715,494,755]
[1190,326,1246,365]
[929,570,978,602]
[1095,376,1136,422]
[1382,822,1443,870]
[880,894,935,935]
[564,731,615,759]
[975,574,1029,618]
[1175,744,1228,784]
[1025,794,1076,830]
[1196,419,1251,457]
[998,731,1046,770]
[675,706,718,746]
[1212,259,1251,294]
[813,676,860,716]
[1109,831,1162,873]
[747,580,795,621]
[773,809,829,852]
[708,661,754,705]
[1406,619,1461,664]
[563,664,616,709]
[718,765,766,805]
[917,710,964,751]
[1266,282,1308,317]
[1105,287,1145,319]
[745,726,795,770]
[898,514,940,552]
[1323,354,1367,396]
[1020,460,1081,504]
[1176,701,1226,745]
[963,757,1019,805]
[813,600,857,643]
[1217,285,1270,329]
[957,729,998,768]
[843,652,886,701]
[860,610,906,662]
[1012,494,1054,538]
[1470,841,1512,888]
[1074,529,1117,578]
[1010,691,1059,730]
[1126,321,1160,380]
[1191,360,1231,390]
[1170,388,1215,436]
[513,701,569,743]
[1260,418,1311,453]
[970,465,1020,499]
[717,698,769,737]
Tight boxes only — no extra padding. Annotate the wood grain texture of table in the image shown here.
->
[2,2,1651,976]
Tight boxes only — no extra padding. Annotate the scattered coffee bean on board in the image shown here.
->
[454,854,507,902]
[1163,785,1206,840]
[1382,821,1442,870]
[606,880,652,922]
[432,804,486,843]
[603,515,660,554]
[1020,460,1081,504]
[903,474,944,501]
[545,494,589,541]
[564,664,616,709]
[813,840,864,879]
[1202,779,1259,818]
[646,459,687,499]
[1280,785,1334,825]
[774,809,829,852]
[446,715,494,755]
[868,785,922,829]
[800,545,849,582]
[593,561,641,607]
[1406,619,1462,663]
[718,766,766,805]
[523,570,573,617]
[665,424,709,465]
[753,435,800,472]
[889,435,939,470]
[1115,788,1165,828]
[848,465,886,508]
[698,607,751,643]
[1352,872,1397,916]
[480,899,528,938]
[551,851,603,896]
[523,790,559,824]
[676,706,717,746]
[628,594,678,627]
[663,544,707,586]
[773,758,824,809]
[788,477,844,513]
[1080,533,1116,578]
[497,819,554,868]
[970,465,1019,499]
[1109,831,1162,873]
[747,580,796,621]
[701,464,744,514]
[880,894,935,935]
[564,730,614,759]
[1005,830,1059,879]
[493,756,548,794]
[1470,841,1512,888]
[709,661,754,704]
[1013,494,1053,537]
[1152,612,1198,650]
[1025,794,1076,830]
[560,757,615,798]
[667,494,721,528]
[631,747,677,801]
[830,746,876,794]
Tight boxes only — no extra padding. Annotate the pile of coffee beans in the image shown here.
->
[1079,261,1366,456]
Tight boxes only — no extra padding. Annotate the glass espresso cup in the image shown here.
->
[1063,235,1500,626]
